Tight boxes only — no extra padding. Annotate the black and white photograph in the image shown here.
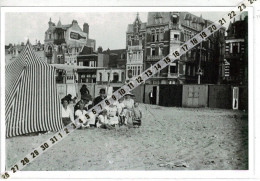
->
[0,2,259,180]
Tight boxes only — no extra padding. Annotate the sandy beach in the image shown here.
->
[6,103,248,171]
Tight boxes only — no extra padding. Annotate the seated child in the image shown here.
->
[132,102,142,127]
[107,103,119,125]
[97,109,114,129]
[75,100,90,128]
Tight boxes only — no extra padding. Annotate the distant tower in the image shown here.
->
[57,18,62,28]
[48,18,53,28]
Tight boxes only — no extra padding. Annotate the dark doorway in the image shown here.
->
[152,86,157,104]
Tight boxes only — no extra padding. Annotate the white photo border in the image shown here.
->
[0,5,256,179]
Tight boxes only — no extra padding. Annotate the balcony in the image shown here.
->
[54,39,66,45]
[147,55,164,61]
[128,45,142,51]
[168,73,178,78]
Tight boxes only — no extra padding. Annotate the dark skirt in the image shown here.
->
[62,117,71,127]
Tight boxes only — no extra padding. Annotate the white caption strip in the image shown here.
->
[1,0,256,179]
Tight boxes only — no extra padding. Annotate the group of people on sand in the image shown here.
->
[61,85,142,129]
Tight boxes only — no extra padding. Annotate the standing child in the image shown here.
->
[117,97,125,126]
[132,102,142,128]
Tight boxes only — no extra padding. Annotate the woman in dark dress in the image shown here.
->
[80,84,90,97]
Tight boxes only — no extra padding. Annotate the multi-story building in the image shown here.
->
[44,18,97,84]
[126,13,146,80]
[127,12,226,84]
[77,46,98,83]
[223,14,248,85]
[44,18,90,64]
[98,48,127,84]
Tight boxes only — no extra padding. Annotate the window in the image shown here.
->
[151,29,156,42]
[174,34,179,41]
[187,65,190,75]
[48,46,52,53]
[229,43,233,53]
[159,47,163,56]
[156,34,159,41]
[58,46,62,53]
[183,64,186,74]
[170,31,174,41]
[152,34,155,42]
[99,73,102,82]
[107,73,110,82]
[113,73,119,83]
[151,48,156,56]
[170,65,177,73]
[57,56,61,64]
[233,42,239,54]
[49,33,52,39]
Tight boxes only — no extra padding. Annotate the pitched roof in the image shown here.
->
[147,12,171,26]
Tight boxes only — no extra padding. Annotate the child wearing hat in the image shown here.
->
[122,92,135,125]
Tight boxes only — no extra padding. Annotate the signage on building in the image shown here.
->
[68,29,88,44]
[70,32,86,40]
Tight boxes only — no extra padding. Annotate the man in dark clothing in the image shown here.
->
[93,88,107,106]
[92,88,107,127]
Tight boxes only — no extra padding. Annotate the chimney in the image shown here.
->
[98,46,103,53]
[83,23,89,39]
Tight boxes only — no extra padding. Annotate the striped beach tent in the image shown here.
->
[5,41,63,137]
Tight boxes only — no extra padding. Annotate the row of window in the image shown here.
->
[150,47,164,56]
[127,65,142,77]
[78,60,97,67]
[184,20,203,30]
[98,72,124,82]
[46,31,65,40]
[226,42,242,54]
[128,51,143,61]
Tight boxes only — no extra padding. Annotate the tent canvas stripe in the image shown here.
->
[5,42,63,137]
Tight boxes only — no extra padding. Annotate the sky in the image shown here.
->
[5,11,247,50]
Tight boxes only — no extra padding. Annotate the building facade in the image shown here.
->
[44,18,91,65]
[98,48,127,84]
[127,12,226,84]
[77,46,98,83]
[223,14,248,85]
[126,13,146,80]
[44,18,97,84]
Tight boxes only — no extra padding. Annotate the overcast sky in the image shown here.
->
[5,11,246,50]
